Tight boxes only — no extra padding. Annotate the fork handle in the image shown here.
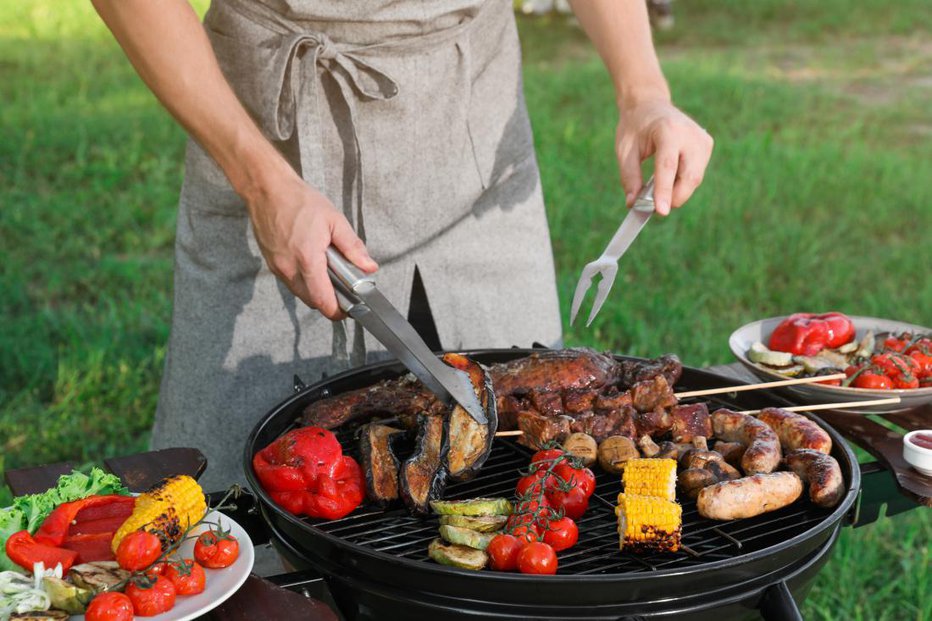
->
[631,176,655,212]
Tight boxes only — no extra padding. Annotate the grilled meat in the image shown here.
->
[757,408,832,454]
[358,423,406,507]
[617,353,683,388]
[697,472,803,520]
[669,403,711,443]
[441,353,497,481]
[516,410,573,449]
[630,375,677,412]
[302,376,443,429]
[399,413,447,515]
[784,449,844,508]
[711,409,782,475]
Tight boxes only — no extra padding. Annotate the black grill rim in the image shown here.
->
[243,349,860,584]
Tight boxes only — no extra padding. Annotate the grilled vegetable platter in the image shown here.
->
[250,348,849,574]
[731,314,932,413]
[1,470,253,621]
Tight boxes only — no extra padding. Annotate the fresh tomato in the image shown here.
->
[145,561,168,580]
[510,523,540,545]
[515,471,556,497]
[529,448,565,471]
[892,373,920,389]
[126,575,177,617]
[908,350,932,376]
[164,558,206,595]
[542,517,578,552]
[85,592,135,621]
[553,463,595,498]
[116,530,163,571]
[517,541,558,575]
[194,529,240,569]
[546,485,589,520]
[852,372,893,390]
[883,334,911,352]
[871,353,917,377]
[906,338,932,357]
[487,534,522,572]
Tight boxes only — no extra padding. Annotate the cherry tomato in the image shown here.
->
[145,561,168,580]
[883,335,910,352]
[546,485,589,520]
[908,351,932,376]
[530,448,565,472]
[852,372,893,390]
[553,464,595,498]
[517,541,558,575]
[487,534,522,571]
[542,517,578,552]
[126,576,177,617]
[892,373,919,389]
[116,530,163,571]
[194,529,240,569]
[510,523,541,545]
[164,558,206,595]
[85,592,134,621]
[905,338,932,357]
[516,471,556,496]
[872,353,917,377]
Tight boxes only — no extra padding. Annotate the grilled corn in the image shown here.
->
[111,475,207,552]
[615,493,682,553]
[622,458,677,501]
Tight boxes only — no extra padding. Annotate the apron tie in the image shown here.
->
[276,32,399,369]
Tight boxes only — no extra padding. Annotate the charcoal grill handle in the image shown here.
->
[759,580,803,621]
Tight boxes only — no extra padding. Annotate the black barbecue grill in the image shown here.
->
[244,350,862,621]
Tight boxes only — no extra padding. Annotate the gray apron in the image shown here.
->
[151,0,562,491]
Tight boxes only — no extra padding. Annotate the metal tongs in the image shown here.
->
[570,177,656,327]
[326,248,487,425]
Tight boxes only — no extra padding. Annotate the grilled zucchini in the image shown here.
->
[438,525,495,551]
[429,497,513,516]
[428,538,488,570]
[438,514,507,532]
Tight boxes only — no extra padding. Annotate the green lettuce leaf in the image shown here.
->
[0,507,27,572]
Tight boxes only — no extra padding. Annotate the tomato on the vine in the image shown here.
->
[530,448,565,470]
[116,530,163,572]
[852,372,893,390]
[511,523,540,545]
[892,374,919,389]
[517,541,558,575]
[164,558,206,595]
[194,529,240,569]
[542,516,578,552]
[553,463,595,498]
[516,470,556,497]
[126,576,177,617]
[546,485,589,520]
[487,534,522,571]
[85,592,134,621]
[883,335,910,352]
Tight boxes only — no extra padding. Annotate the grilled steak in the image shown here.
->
[669,403,711,443]
[302,376,444,429]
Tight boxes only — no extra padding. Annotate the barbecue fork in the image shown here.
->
[569,177,656,327]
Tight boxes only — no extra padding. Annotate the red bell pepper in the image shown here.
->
[6,530,79,573]
[34,495,135,547]
[769,312,855,355]
[253,427,365,520]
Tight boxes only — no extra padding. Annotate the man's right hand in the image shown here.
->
[245,171,378,320]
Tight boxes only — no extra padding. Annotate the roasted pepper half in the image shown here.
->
[769,312,855,356]
[253,427,365,521]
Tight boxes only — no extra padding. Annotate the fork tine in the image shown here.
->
[569,268,595,325]
[585,268,618,327]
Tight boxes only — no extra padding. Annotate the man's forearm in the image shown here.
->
[91,0,294,202]
[568,0,670,107]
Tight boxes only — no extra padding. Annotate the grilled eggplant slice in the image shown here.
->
[439,525,496,550]
[428,538,488,570]
[438,514,508,532]
[430,497,513,516]
[440,353,498,482]
[10,612,69,621]
[69,561,130,593]
[400,413,447,515]
[358,423,406,506]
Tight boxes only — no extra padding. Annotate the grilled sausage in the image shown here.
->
[784,449,844,508]
[756,408,832,454]
[697,472,803,520]
[711,409,782,474]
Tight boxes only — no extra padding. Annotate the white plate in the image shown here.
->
[73,510,254,621]
[729,315,932,414]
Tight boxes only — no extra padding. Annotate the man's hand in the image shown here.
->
[246,171,378,320]
[616,98,713,215]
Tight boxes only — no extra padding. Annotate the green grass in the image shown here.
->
[1,1,930,618]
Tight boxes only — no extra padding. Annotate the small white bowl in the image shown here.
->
[903,430,932,477]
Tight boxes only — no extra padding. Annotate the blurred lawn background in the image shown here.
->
[0,1,929,618]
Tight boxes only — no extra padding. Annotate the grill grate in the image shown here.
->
[298,389,838,576]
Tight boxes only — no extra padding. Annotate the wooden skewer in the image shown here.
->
[673,373,848,399]
[736,396,900,415]
[493,430,524,437]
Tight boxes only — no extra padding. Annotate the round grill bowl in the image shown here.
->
[244,350,859,618]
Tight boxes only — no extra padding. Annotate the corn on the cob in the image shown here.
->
[111,475,207,552]
[622,458,677,501]
[615,493,682,553]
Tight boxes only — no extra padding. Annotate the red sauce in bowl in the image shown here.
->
[909,433,932,450]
